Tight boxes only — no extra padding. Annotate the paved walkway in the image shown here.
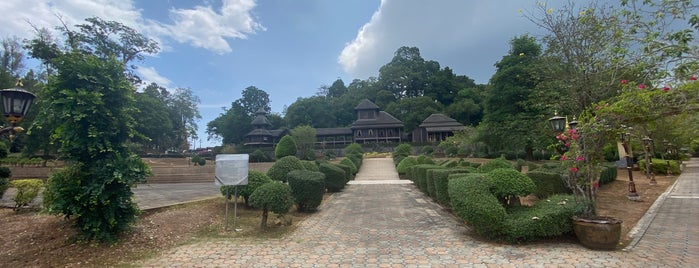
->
[138,157,699,267]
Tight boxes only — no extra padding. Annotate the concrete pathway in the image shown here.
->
[138,157,699,267]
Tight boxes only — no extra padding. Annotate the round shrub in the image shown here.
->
[286,170,325,212]
[339,158,358,175]
[448,174,506,239]
[526,170,569,198]
[319,163,347,192]
[487,168,536,206]
[392,143,412,158]
[300,160,319,172]
[477,157,514,173]
[249,181,294,228]
[416,155,435,164]
[250,149,271,162]
[275,135,297,159]
[396,157,418,174]
[334,163,352,182]
[220,170,272,205]
[347,154,362,169]
[266,155,304,182]
[344,143,364,157]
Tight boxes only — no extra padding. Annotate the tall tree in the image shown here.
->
[207,86,271,145]
[169,87,201,150]
[385,96,444,131]
[284,96,337,128]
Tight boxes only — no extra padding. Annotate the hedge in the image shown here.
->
[267,155,305,182]
[526,170,569,198]
[409,164,444,193]
[431,168,471,206]
[638,158,681,175]
[448,174,506,239]
[287,170,325,212]
[503,194,576,242]
[300,160,320,172]
[599,164,618,185]
[334,163,352,182]
[477,157,514,173]
[220,170,272,205]
[319,163,347,192]
[487,168,536,207]
[392,143,412,165]
[396,156,418,175]
[339,158,358,175]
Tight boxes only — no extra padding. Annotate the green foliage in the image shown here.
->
[319,163,347,192]
[410,164,444,193]
[334,163,352,182]
[392,143,412,165]
[220,170,272,205]
[514,159,526,172]
[477,157,514,173]
[396,157,418,174]
[339,158,358,175]
[248,181,294,228]
[638,158,681,175]
[0,142,7,158]
[346,154,363,169]
[275,135,298,159]
[432,169,471,206]
[9,179,43,210]
[286,170,325,212]
[250,149,271,162]
[300,160,319,172]
[526,170,570,198]
[344,143,364,158]
[448,174,506,239]
[0,167,10,199]
[486,168,536,206]
[416,155,435,164]
[191,154,206,166]
[599,164,618,185]
[503,194,577,242]
[266,155,304,182]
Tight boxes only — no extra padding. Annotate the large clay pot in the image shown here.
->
[572,216,623,250]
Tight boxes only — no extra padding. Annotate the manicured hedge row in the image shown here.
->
[503,194,576,242]
[396,157,418,174]
[526,170,569,198]
[598,164,618,185]
[430,168,471,206]
[409,164,444,193]
[319,163,347,192]
[638,158,681,175]
[448,174,506,239]
[477,157,514,173]
[287,170,325,212]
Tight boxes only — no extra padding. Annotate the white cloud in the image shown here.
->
[338,0,541,83]
[162,0,265,54]
[136,66,172,88]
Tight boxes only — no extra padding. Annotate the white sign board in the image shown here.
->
[215,154,249,186]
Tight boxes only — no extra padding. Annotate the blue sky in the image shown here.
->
[1,0,556,148]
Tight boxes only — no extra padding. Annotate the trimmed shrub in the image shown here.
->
[599,164,618,185]
[347,154,363,169]
[191,154,206,166]
[300,160,319,172]
[250,149,271,162]
[249,181,294,228]
[432,168,471,206]
[514,159,526,172]
[459,161,481,169]
[503,194,576,242]
[319,163,347,192]
[392,143,412,165]
[9,179,44,210]
[477,157,514,173]
[266,156,304,182]
[275,135,298,159]
[439,159,458,168]
[340,158,358,175]
[638,158,681,175]
[411,164,444,193]
[526,170,569,198]
[396,157,418,175]
[344,143,364,157]
[287,170,325,212]
[334,163,352,182]
[0,166,11,178]
[448,174,506,239]
[416,155,435,164]
[486,168,536,207]
[221,170,272,205]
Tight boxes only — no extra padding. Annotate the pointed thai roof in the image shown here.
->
[244,128,273,137]
[250,108,271,127]
[352,111,404,129]
[354,99,380,110]
[254,107,267,115]
[419,113,466,132]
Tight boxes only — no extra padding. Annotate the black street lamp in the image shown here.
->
[0,81,37,141]
[620,131,640,201]
[642,136,657,185]
[548,112,567,132]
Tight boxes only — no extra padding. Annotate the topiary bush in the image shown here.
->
[392,143,412,165]
[266,155,304,182]
[344,143,364,156]
[416,155,435,164]
[275,135,298,159]
[250,149,271,162]
[598,164,618,185]
[248,181,294,229]
[638,158,681,175]
[526,170,569,198]
[220,170,272,206]
[396,157,418,175]
[448,174,506,239]
[9,179,44,210]
[411,164,444,194]
[432,168,471,206]
[503,194,576,242]
[286,170,325,212]
[334,163,352,182]
[339,158,358,175]
[486,168,536,207]
[319,163,347,192]
[347,154,363,170]
[300,160,319,172]
[477,157,514,173]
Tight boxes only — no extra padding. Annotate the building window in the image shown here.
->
[356,130,362,137]
[368,129,373,136]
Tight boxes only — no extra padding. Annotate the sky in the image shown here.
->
[0,0,557,148]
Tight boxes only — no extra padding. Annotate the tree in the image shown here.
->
[378,47,438,99]
[169,87,201,150]
[274,135,298,159]
[248,181,294,229]
[291,125,317,160]
[40,52,150,241]
[207,86,271,145]
[385,96,444,131]
[284,96,336,128]
[133,90,173,152]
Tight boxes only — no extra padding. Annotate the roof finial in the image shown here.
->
[15,79,23,87]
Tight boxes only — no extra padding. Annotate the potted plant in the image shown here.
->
[555,111,622,250]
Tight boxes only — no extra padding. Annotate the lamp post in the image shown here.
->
[0,81,36,141]
[620,131,641,201]
[642,136,657,185]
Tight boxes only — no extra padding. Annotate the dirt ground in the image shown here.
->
[0,163,677,267]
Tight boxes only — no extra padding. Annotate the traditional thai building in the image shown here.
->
[411,113,466,143]
[243,108,288,147]
[350,99,404,143]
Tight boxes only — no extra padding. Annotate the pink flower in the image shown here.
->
[568,129,576,135]
[561,155,567,161]
[638,84,646,89]
[663,86,670,92]
[575,156,585,161]
[565,142,571,147]
[570,167,579,172]
[593,182,599,190]
[621,79,628,84]
[595,105,601,110]
[690,76,697,81]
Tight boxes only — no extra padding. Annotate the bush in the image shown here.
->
[392,143,412,165]
[431,168,471,206]
[503,194,576,242]
[300,160,319,172]
[275,135,298,159]
[396,157,418,174]
[266,156,304,182]
[410,164,444,193]
[347,154,363,169]
[286,170,325,212]
[319,163,347,192]
[339,158,358,175]
[486,168,536,207]
[334,163,352,182]
[526,170,569,198]
[250,149,271,162]
[249,181,294,228]
[220,170,272,205]
[9,179,44,210]
[344,143,364,157]
[420,146,435,155]
[477,157,514,173]
[638,158,681,175]
[0,166,11,178]
[514,159,526,172]
[191,154,206,166]
[416,155,435,164]
[599,164,618,185]
[448,174,506,239]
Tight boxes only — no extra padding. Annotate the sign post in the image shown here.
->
[215,154,249,231]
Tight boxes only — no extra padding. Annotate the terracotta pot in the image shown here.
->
[571,216,622,250]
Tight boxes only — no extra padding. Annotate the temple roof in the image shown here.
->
[354,99,380,110]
